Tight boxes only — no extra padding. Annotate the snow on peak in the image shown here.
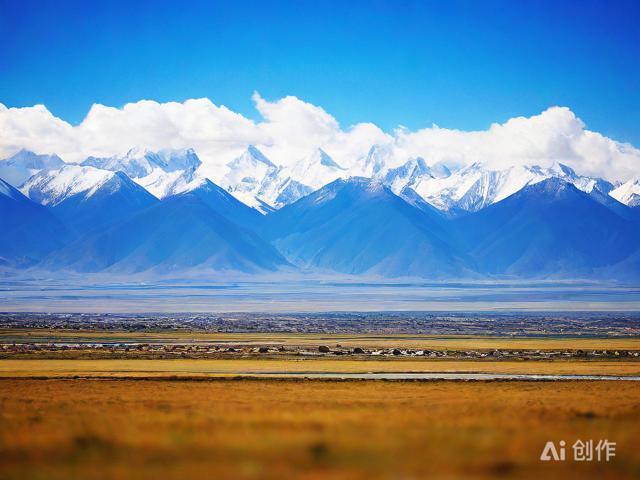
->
[246,145,277,168]
[289,148,346,190]
[317,148,344,169]
[339,176,387,195]
[21,165,116,206]
[410,161,614,213]
[430,162,452,179]
[0,149,65,187]
[3,149,64,169]
[227,146,277,179]
[147,148,201,172]
[357,145,391,178]
[383,157,433,194]
[82,147,201,179]
[610,177,640,207]
[136,168,206,199]
[221,146,304,212]
[519,176,576,198]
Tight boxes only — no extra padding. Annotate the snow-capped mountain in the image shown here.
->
[610,177,640,207]
[0,178,70,267]
[81,147,203,200]
[289,148,346,190]
[355,145,391,178]
[264,177,468,277]
[382,157,434,194]
[224,145,277,190]
[455,178,639,277]
[222,145,312,213]
[3,141,639,280]
[0,149,65,187]
[22,165,158,233]
[259,174,313,210]
[22,165,119,206]
[43,194,288,274]
[410,162,614,215]
[221,145,279,212]
[166,177,266,231]
[135,168,200,199]
[82,147,201,179]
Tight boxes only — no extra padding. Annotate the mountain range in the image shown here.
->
[1,147,638,279]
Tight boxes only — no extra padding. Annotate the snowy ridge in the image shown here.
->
[289,148,346,190]
[1,146,636,218]
[82,147,201,179]
[21,165,116,206]
[611,177,640,207]
[222,146,313,213]
[410,162,613,214]
[383,157,433,194]
[0,149,65,187]
[135,169,204,199]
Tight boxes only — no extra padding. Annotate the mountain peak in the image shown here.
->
[266,173,463,278]
[5,149,64,167]
[124,145,149,157]
[514,177,580,201]
[341,176,385,189]
[610,176,640,207]
[83,148,201,179]
[548,162,577,178]
[317,148,345,169]
[382,157,433,195]
[22,165,116,206]
[246,145,276,168]
[0,150,66,187]
[314,176,388,202]
[361,144,390,177]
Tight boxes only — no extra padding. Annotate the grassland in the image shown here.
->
[1,358,640,378]
[2,329,639,478]
[4,328,640,350]
[1,379,639,480]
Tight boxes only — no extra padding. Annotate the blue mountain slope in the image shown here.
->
[264,177,469,277]
[588,188,640,222]
[399,186,444,217]
[43,195,287,274]
[167,178,266,231]
[53,172,158,234]
[0,178,70,267]
[456,178,640,277]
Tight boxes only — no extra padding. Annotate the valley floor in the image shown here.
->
[2,329,639,479]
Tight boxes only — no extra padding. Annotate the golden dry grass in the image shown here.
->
[1,358,640,378]
[4,328,640,350]
[0,379,638,479]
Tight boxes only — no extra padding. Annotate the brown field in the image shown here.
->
[4,328,640,350]
[1,378,639,480]
[2,330,639,478]
[1,358,640,378]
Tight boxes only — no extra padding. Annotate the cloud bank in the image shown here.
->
[1,93,638,182]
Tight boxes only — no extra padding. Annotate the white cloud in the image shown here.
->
[394,107,640,180]
[251,92,390,169]
[0,96,638,182]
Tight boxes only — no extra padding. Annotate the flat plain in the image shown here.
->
[2,325,639,479]
[1,379,639,480]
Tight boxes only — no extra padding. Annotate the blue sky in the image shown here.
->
[1,0,639,144]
